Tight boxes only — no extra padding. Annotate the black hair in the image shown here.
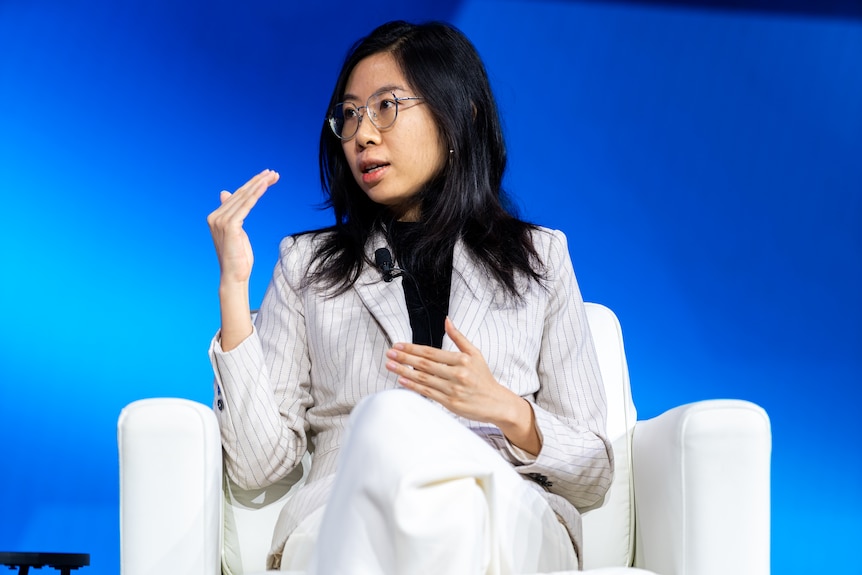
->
[305,20,545,297]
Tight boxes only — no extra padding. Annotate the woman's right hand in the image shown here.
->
[207,169,280,350]
[207,169,280,285]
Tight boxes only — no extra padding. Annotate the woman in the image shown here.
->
[207,20,613,574]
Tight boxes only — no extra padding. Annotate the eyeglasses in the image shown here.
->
[328,90,424,140]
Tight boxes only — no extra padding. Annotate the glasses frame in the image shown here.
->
[328,90,424,141]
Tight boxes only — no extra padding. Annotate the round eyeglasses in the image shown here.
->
[328,90,424,140]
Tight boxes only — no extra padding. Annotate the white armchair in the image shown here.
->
[117,303,771,575]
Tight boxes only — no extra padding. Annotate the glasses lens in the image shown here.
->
[368,92,398,130]
[331,103,359,139]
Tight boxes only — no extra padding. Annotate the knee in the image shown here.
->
[349,389,430,439]
[344,389,448,461]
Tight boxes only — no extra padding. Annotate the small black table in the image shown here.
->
[0,552,89,575]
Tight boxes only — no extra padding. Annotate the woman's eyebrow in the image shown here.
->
[342,85,408,102]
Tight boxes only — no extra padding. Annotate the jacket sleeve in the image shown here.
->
[209,235,314,490]
[510,229,614,510]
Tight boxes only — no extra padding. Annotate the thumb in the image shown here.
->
[445,317,477,354]
[219,190,232,204]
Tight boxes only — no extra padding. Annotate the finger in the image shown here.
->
[245,168,280,193]
[403,380,445,403]
[395,373,438,400]
[444,317,478,355]
[386,356,425,383]
[388,360,446,396]
[211,170,279,224]
[385,352,441,382]
[240,168,279,189]
[388,345,461,373]
[391,342,443,360]
[228,169,279,210]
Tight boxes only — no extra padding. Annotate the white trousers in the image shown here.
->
[281,389,578,575]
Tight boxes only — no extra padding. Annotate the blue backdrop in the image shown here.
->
[1,1,860,573]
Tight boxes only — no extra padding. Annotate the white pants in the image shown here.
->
[281,389,578,575]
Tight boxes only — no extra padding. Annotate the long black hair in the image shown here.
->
[305,20,545,297]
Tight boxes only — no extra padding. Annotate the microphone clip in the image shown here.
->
[374,247,401,282]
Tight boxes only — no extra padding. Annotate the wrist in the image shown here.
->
[219,278,250,296]
[496,394,541,456]
[218,281,253,352]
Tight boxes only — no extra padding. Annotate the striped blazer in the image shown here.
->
[210,226,614,566]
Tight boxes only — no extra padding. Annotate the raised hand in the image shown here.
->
[207,169,280,285]
[207,169,279,351]
[385,317,541,455]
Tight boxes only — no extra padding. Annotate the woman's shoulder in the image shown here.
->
[279,227,335,257]
[274,227,338,278]
[526,225,571,262]
[527,224,566,243]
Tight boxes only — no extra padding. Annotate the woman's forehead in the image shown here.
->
[343,53,411,100]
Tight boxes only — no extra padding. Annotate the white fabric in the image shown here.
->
[579,304,636,569]
[278,507,324,572]
[222,461,309,575]
[632,400,772,575]
[118,399,222,575]
[295,389,578,575]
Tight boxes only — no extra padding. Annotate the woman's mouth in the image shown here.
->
[361,163,389,184]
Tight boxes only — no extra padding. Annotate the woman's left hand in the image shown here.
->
[385,318,541,454]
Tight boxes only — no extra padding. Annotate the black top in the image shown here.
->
[388,221,453,348]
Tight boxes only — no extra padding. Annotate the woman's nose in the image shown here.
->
[354,110,381,146]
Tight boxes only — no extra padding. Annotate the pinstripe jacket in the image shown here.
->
[210,226,614,567]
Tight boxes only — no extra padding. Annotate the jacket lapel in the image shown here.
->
[352,235,496,350]
[352,236,413,347]
[444,241,495,351]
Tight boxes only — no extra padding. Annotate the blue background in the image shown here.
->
[1,1,860,573]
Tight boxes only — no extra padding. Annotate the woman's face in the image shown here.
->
[341,52,447,222]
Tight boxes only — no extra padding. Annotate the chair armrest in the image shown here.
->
[631,400,771,575]
[118,398,223,575]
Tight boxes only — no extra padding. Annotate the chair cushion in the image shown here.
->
[222,458,309,575]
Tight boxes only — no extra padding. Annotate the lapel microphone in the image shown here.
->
[374,246,434,346]
[374,248,399,282]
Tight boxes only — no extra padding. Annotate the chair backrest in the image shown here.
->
[580,303,637,569]
[221,303,637,574]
